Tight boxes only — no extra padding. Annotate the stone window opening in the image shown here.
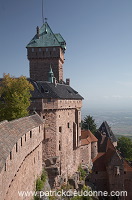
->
[21,137,22,147]
[59,126,62,133]
[25,134,26,142]
[10,152,12,160]
[34,157,35,164]
[59,141,61,151]
[67,123,70,128]
[30,131,32,138]
[39,126,41,133]
[59,115,60,118]
[124,171,126,174]
[5,163,6,171]
[16,143,18,152]
[95,171,98,174]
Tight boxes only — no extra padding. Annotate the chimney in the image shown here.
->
[36,26,40,39]
[66,78,70,86]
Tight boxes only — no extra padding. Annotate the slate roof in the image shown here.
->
[0,114,43,173]
[81,130,98,146]
[98,121,117,142]
[26,22,66,51]
[29,79,84,100]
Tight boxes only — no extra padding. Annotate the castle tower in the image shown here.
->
[26,22,66,82]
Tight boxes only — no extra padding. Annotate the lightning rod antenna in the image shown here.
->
[42,0,44,24]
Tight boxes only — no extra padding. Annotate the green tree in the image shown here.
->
[81,115,97,134]
[117,136,132,161]
[0,74,34,121]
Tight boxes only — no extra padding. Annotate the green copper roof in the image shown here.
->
[26,22,66,50]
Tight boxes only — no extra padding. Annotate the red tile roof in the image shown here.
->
[81,130,98,146]
[92,138,132,172]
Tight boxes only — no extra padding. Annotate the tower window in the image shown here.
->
[25,134,26,142]
[16,143,18,152]
[59,126,62,133]
[67,123,70,128]
[32,48,34,52]
[5,163,6,171]
[30,131,32,138]
[59,141,61,151]
[10,152,12,160]
[21,137,22,146]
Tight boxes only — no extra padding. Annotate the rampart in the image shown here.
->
[0,114,44,200]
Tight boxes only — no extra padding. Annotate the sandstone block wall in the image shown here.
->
[91,142,98,159]
[42,100,82,184]
[28,47,64,82]
[4,144,42,200]
[80,143,91,166]
[0,125,43,200]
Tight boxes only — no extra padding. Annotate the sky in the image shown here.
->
[0,0,132,112]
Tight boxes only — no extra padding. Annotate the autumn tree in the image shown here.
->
[0,74,34,121]
[81,115,97,134]
[117,136,132,161]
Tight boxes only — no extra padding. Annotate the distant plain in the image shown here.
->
[82,109,132,139]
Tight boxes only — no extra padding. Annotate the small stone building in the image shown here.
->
[81,130,98,167]
[0,114,44,200]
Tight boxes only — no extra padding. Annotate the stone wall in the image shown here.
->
[0,121,44,200]
[80,143,91,166]
[42,100,82,187]
[27,47,64,82]
[91,142,98,159]
[4,144,42,200]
